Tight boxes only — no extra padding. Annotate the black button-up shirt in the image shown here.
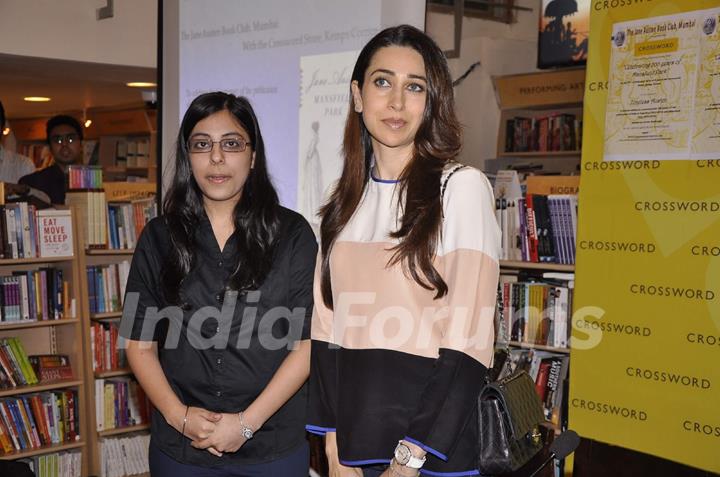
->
[119,207,317,466]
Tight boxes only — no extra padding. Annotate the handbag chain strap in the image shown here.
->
[440,162,466,218]
[488,282,513,385]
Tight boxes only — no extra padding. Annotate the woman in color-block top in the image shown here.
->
[121,93,316,476]
[307,25,502,477]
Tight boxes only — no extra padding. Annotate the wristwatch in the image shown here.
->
[393,441,426,469]
[238,411,254,440]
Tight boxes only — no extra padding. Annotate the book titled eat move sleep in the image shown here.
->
[36,209,73,258]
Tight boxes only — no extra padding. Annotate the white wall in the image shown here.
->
[427,0,539,169]
[0,0,157,67]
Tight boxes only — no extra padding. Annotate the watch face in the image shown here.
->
[394,444,411,465]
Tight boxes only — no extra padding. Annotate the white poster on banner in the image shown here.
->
[603,7,720,161]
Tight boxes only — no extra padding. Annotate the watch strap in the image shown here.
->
[238,411,254,439]
[405,453,426,469]
[394,441,426,469]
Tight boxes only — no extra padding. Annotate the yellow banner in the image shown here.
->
[571,0,720,474]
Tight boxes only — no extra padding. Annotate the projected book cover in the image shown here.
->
[297,50,358,233]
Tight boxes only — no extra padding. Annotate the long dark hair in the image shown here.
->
[162,92,280,304]
[319,25,461,309]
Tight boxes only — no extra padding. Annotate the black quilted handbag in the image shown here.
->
[477,369,546,475]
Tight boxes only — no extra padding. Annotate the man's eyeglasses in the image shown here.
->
[188,136,251,153]
[50,133,80,145]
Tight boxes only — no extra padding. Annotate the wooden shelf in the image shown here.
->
[503,340,570,354]
[98,423,150,437]
[95,368,132,378]
[497,150,581,158]
[0,318,80,331]
[90,311,123,321]
[0,255,74,265]
[499,260,575,272]
[86,248,135,256]
[0,379,83,398]
[0,440,85,460]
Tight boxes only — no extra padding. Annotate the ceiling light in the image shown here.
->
[84,119,93,128]
[24,96,51,102]
[126,82,157,88]
[2,127,9,136]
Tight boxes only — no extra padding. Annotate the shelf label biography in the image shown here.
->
[603,7,720,161]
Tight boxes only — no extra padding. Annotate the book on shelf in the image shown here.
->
[504,112,582,154]
[0,337,39,387]
[106,198,157,250]
[91,322,128,372]
[0,389,80,454]
[100,433,150,477]
[16,449,81,477]
[94,377,151,432]
[496,275,573,349]
[493,170,523,200]
[67,165,103,190]
[28,354,74,383]
[493,174,579,265]
[36,209,74,258]
[125,137,151,168]
[0,202,72,259]
[87,261,130,314]
[65,191,107,249]
[1,268,68,323]
[68,183,157,250]
[104,137,151,170]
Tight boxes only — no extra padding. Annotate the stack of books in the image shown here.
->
[0,389,80,453]
[0,268,67,323]
[17,450,81,477]
[94,377,150,431]
[100,433,150,477]
[1,205,73,258]
[0,337,39,388]
[86,261,130,314]
[504,113,582,153]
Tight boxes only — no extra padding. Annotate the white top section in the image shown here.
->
[338,164,501,260]
[440,166,501,259]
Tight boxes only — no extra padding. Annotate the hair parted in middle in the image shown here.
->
[161,92,280,305]
[319,24,462,309]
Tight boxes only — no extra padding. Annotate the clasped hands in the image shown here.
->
[176,406,249,457]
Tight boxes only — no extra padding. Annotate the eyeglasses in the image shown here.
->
[50,133,80,145]
[187,136,251,153]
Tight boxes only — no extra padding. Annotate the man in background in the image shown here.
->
[0,100,35,183]
[19,115,84,204]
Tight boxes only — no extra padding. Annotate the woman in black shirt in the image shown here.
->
[120,92,316,476]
